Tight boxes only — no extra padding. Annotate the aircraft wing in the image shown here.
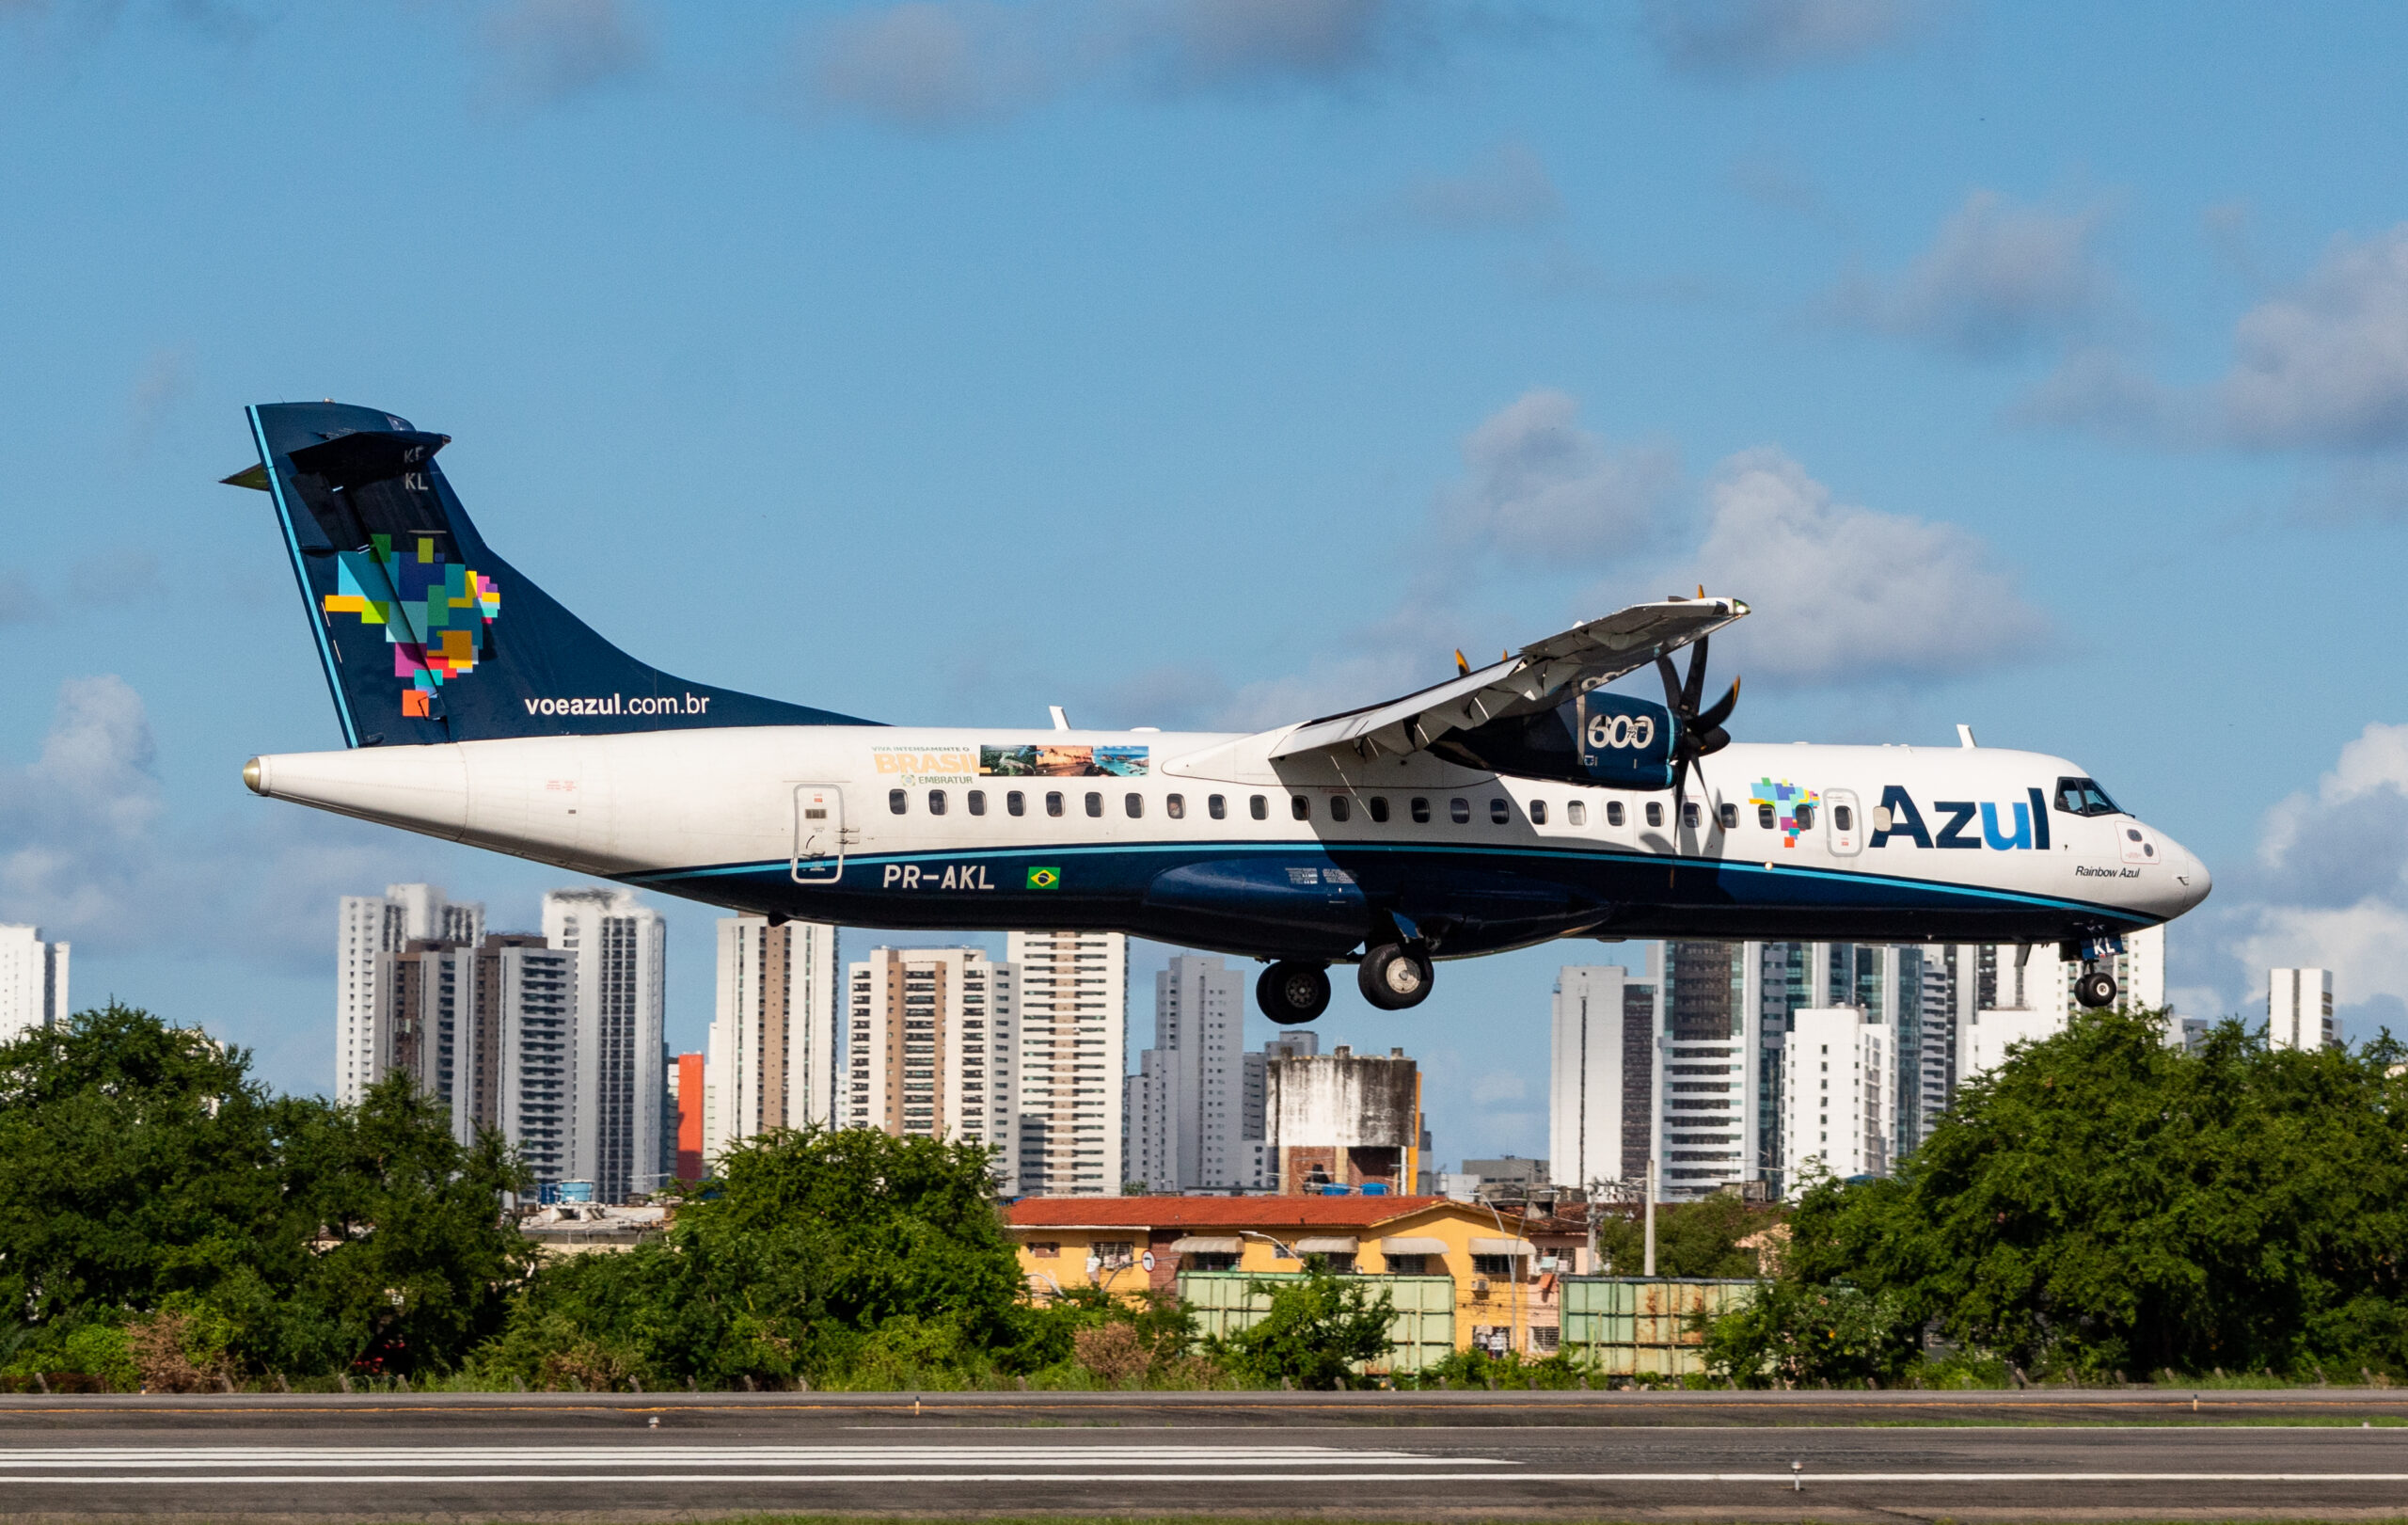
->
[1269,596,1748,764]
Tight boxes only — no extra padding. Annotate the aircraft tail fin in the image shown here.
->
[235,402,869,747]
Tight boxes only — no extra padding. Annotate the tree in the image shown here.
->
[1592,1194,1784,1279]
[1738,1009,2408,1380]
[0,1005,528,1383]
[1207,1265,1394,1390]
[476,1125,1047,1389]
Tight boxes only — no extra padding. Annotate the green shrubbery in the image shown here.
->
[1704,1008,2408,1386]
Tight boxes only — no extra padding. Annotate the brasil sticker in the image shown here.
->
[1026,866,1061,890]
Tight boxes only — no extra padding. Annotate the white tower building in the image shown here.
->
[1547,957,1659,1197]
[1125,953,1260,1193]
[843,945,1016,1178]
[0,925,69,1041]
[1009,930,1126,1197]
[706,916,839,1164]
[1781,1007,1893,1195]
[2269,966,2337,1051]
[335,884,483,1104]
[543,887,666,1203]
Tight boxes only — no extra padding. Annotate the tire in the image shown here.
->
[1357,944,1434,1010]
[2076,970,2118,1009]
[1258,961,1331,1025]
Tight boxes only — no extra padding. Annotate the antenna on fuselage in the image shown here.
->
[1048,706,1070,732]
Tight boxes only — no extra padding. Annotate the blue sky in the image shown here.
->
[7,0,2408,1165]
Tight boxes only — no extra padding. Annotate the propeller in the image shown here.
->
[1654,635,1741,826]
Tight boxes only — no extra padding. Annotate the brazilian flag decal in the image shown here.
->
[1026,866,1062,890]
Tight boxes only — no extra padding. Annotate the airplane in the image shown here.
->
[229,402,2210,1025]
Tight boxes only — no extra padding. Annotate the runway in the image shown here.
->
[5,1390,2408,1520]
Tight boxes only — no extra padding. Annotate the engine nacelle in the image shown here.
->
[1429,687,1676,791]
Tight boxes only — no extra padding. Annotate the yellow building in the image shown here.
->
[1005,1194,1589,1358]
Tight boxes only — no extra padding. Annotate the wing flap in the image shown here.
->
[1269,596,1747,763]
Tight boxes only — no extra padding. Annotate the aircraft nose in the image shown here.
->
[2157,829,2211,913]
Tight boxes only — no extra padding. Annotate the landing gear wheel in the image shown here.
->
[1258,961,1331,1025]
[1357,944,1434,1010]
[2076,969,2119,1009]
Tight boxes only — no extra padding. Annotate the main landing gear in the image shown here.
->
[1357,943,1435,1011]
[1258,961,1330,1025]
[2064,935,2126,1009]
[1256,944,1438,1024]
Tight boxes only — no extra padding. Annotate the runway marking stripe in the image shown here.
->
[13,1472,2408,1485]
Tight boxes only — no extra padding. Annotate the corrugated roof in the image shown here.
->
[1006,1195,1461,1230]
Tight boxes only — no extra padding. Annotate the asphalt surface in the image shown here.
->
[7,1389,2408,1520]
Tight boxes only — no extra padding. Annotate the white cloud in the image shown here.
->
[481,0,651,102]
[0,676,166,942]
[1438,389,1678,557]
[1640,0,1929,78]
[2220,226,2408,450]
[1682,447,2050,684]
[2216,723,2408,1022]
[1378,140,1561,232]
[1835,189,2115,360]
[801,0,1427,129]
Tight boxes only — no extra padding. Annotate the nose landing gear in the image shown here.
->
[2063,935,2126,1009]
[1258,961,1331,1025]
[1357,943,1434,1010]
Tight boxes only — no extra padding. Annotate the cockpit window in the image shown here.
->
[2053,776,2122,817]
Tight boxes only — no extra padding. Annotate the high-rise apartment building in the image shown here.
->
[543,888,667,1203]
[1547,959,1659,1196]
[1781,1007,1893,1193]
[1009,930,1126,1197]
[335,884,483,1103]
[706,917,839,1164]
[2269,966,2337,1051]
[1656,941,1765,1199]
[1124,954,1263,1193]
[484,933,577,1186]
[844,946,1016,1172]
[0,925,70,1041]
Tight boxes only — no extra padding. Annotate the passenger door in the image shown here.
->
[1825,788,1862,856]
[792,785,847,883]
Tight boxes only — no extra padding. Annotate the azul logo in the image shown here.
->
[1749,778,1818,847]
[321,534,500,719]
[1869,786,2053,850]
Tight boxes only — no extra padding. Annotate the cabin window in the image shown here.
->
[1832,803,1853,832]
[1450,798,1470,824]
[1529,801,1548,825]
[1250,794,1268,820]
[968,790,987,817]
[1683,802,1702,828]
[1607,801,1624,827]
[1330,795,1351,822]
[1567,801,1586,826]
[1368,796,1389,823]
[1085,791,1103,818]
[1007,790,1026,817]
[1167,794,1185,819]
[1291,795,1310,821]
[1125,793,1143,818]
[1718,802,1737,829]
[1411,797,1431,824]
[928,789,948,816]
[1758,802,1775,830]
[888,789,908,815]
[1210,794,1228,819]
[1046,791,1065,818]
[1794,802,1814,829]
[1645,802,1663,827]
[1489,798,1509,825]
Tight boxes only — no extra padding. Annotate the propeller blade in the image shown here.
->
[1682,636,1711,714]
[1670,753,1691,825]
[1694,676,1741,735]
[1695,726,1731,756]
[1655,653,1686,714]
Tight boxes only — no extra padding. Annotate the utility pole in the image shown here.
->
[1643,1157,1657,1278]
